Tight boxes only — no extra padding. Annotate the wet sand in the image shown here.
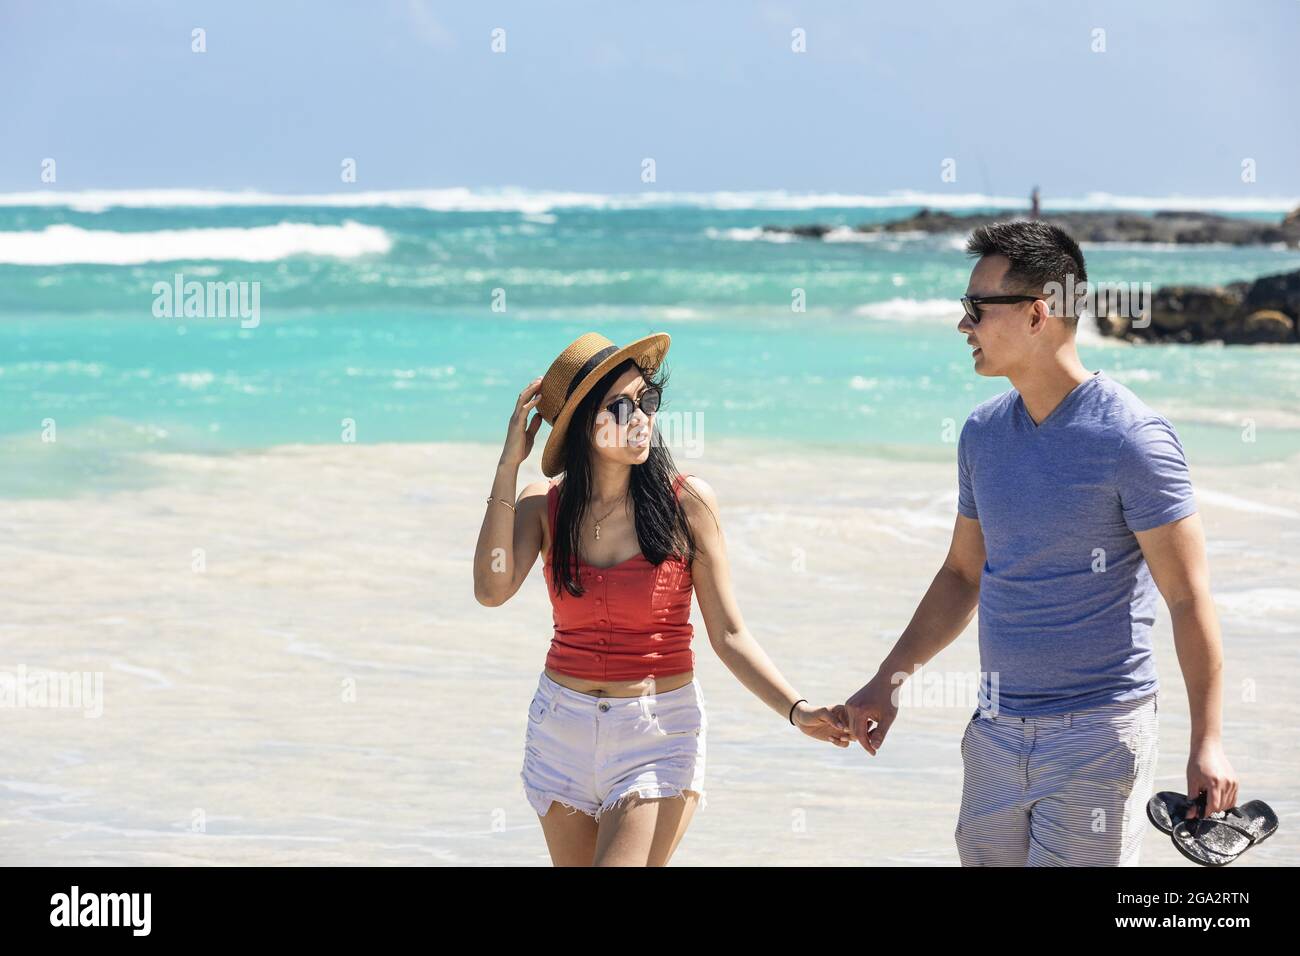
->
[1,440,1296,865]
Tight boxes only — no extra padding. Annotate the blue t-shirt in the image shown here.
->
[957,370,1197,716]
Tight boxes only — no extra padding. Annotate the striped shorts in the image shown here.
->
[956,693,1158,866]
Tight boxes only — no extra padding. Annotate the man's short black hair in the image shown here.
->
[965,220,1088,324]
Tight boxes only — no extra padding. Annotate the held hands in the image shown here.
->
[841,674,899,755]
[501,376,544,468]
[791,701,854,747]
[1185,739,1239,818]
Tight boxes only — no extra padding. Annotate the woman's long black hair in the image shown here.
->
[549,358,700,598]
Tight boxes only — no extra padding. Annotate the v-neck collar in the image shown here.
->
[1016,370,1103,431]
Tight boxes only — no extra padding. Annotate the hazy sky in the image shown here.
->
[2,0,1296,197]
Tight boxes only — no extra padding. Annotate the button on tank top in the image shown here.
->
[542,474,695,681]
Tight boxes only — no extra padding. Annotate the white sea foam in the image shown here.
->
[1105,367,1161,383]
[1077,241,1244,252]
[1161,404,1300,431]
[854,298,958,322]
[707,225,937,244]
[1,188,1295,214]
[704,226,797,242]
[1197,488,1300,519]
[175,371,216,389]
[1074,311,1109,345]
[1064,191,1299,214]
[0,221,391,265]
[823,227,894,243]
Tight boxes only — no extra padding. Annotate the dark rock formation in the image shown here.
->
[1243,268,1300,319]
[759,202,1300,344]
[762,207,1300,247]
[1240,310,1296,344]
[782,224,834,239]
[1096,270,1299,344]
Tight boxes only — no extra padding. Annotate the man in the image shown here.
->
[843,220,1237,866]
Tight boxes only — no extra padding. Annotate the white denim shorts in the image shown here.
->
[519,670,707,822]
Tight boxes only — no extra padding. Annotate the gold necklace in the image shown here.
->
[591,494,627,541]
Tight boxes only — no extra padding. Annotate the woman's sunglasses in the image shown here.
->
[605,386,662,424]
[961,295,1045,324]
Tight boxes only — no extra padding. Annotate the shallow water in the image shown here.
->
[3,202,1299,499]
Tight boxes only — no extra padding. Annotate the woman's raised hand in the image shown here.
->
[793,702,853,747]
[501,376,545,467]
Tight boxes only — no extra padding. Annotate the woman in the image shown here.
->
[474,332,849,866]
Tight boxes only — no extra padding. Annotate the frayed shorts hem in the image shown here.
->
[524,782,706,823]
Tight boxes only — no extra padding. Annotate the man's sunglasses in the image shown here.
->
[605,385,662,423]
[961,295,1045,324]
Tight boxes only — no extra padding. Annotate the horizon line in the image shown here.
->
[0,187,1295,215]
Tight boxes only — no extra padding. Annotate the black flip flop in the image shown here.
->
[1170,800,1280,867]
[1146,791,1196,834]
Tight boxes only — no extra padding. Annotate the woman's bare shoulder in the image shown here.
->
[677,473,720,524]
[516,479,551,522]
[517,478,552,503]
[516,479,553,550]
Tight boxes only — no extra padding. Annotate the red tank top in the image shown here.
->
[542,474,695,681]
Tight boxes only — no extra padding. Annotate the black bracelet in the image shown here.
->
[788,699,808,726]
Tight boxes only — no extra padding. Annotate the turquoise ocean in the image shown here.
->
[3,191,1299,497]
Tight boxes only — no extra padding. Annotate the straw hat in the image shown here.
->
[537,331,671,477]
